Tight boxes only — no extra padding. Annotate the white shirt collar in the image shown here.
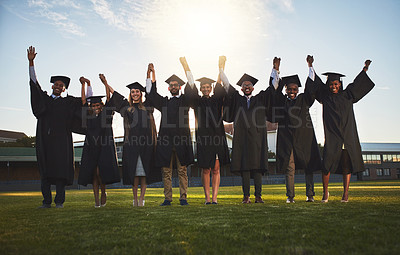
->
[51,94,60,99]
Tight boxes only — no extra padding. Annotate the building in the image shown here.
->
[0,130,27,143]
[359,143,400,180]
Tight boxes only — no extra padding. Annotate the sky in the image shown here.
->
[0,0,399,144]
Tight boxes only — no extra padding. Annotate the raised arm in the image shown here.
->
[270,57,281,91]
[98,74,112,102]
[79,77,87,105]
[180,57,195,88]
[27,46,38,83]
[145,63,166,110]
[346,59,374,103]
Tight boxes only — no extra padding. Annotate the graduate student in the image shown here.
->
[271,56,322,203]
[78,76,120,208]
[28,46,83,208]
[145,63,194,206]
[101,72,161,207]
[220,59,275,204]
[180,57,230,204]
[311,58,374,202]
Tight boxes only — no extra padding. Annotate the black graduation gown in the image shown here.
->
[145,81,194,168]
[78,99,120,186]
[184,83,230,168]
[315,70,375,174]
[110,91,162,185]
[273,78,322,174]
[223,84,274,174]
[30,79,82,185]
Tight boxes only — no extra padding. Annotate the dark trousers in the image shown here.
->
[41,178,66,205]
[285,150,315,198]
[241,171,262,197]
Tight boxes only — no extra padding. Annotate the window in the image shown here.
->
[376,168,383,176]
[362,168,370,177]
[383,168,391,176]
[382,154,400,162]
[363,154,381,164]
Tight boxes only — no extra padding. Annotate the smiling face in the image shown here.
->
[200,83,212,97]
[241,81,254,96]
[90,102,103,115]
[286,83,299,100]
[329,80,341,94]
[51,80,66,96]
[168,81,181,96]
[130,88,142,103]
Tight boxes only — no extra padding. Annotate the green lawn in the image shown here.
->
[1,180,399,254]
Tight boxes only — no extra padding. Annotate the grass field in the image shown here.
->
[1,180,399,254]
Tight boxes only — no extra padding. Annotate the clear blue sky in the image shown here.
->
[0,0,399,143]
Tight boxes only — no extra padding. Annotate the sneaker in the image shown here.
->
[55,204,64,208]
[180,199,189,206]
[306,196,315,202]
[242,196,251,204]
[212,202,218,205]
[160,200,172,206]
[37,204,51,209]
[286,197,295,203]
[94,204,101,208]
[205,202,212,205]
[255,196,264,203]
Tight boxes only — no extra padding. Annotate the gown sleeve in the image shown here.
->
[183,83,200,108]
[30,79,47,119]
[345,70,375,103]
[145,81,168,111]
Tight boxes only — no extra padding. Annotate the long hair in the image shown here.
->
[128,90,146,112]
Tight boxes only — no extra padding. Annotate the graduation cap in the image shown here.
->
[236,73,258,86]
[196,77,216,86]
[126,82,145,92]
[281,74,302,87]
[165,74,185,86]
[50,76,70,89]
[322,72,345,82]
[86,95,105,104]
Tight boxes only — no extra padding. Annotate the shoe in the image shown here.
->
[205,202,211,205]
[101,192,107,207]
[306,196,314,202]
[212,202,218,205]
[255,196,264,203]
[242,196,251,204]
[55,204,64,208]
[38,204,51,209]
[160,200,171,206]
[139,200,145,207]
[321,192,329,203]
[95,204,101,208]
[180,199,189,206]
[286,197,295,203]
[133,200,138,207]
[340,199,349,203]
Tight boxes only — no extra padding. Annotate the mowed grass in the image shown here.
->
[1,181,399,255]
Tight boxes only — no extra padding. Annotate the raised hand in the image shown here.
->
[273,57,281,71]
[219,56,226,70]
[79,76,86,85]
[179,57,190,72]
[27,46,37,66]
[99,74,107,85]
[306,55,314,67]
[364,60,372,71]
